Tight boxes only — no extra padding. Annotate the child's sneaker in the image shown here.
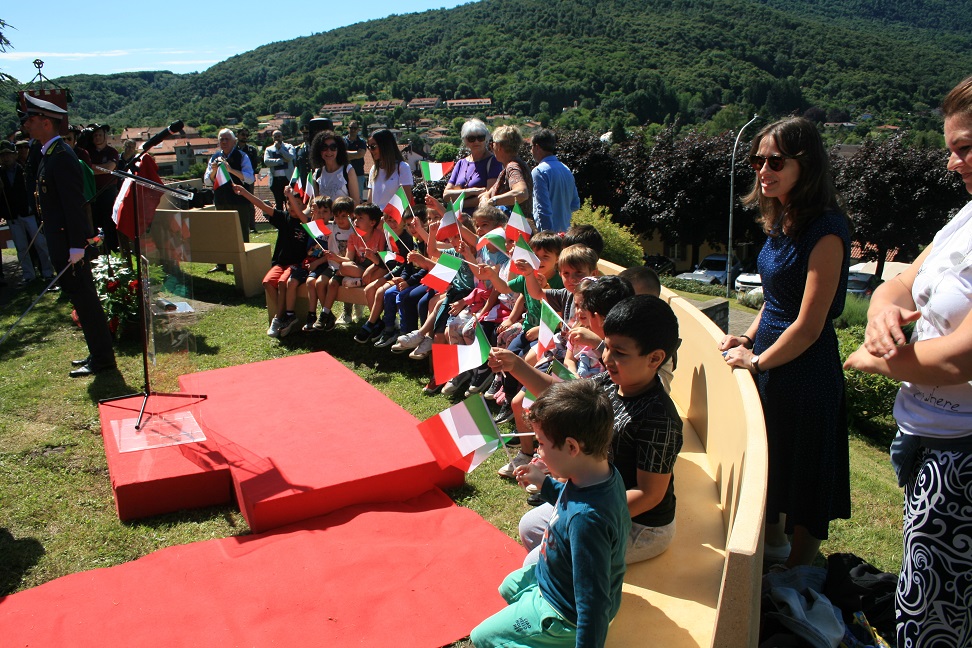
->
[374,328,399,348]
[266,316,282,338]
[301,313,317,332]
[278,314,299,338]
[483,375,503,400]
[493,403,515,425]
[314,310,337,332]
[497,451,532,479]
[354,304,366,320]
[391,330,425,353]
[353,322,379,344]
[409,336,433,360]
[465,367,493,396]
[339,308,354,326]
[422,378,442,396]
[441,371,471,396]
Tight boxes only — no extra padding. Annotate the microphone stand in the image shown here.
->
[98,153,206,429]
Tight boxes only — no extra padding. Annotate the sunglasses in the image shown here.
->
[367,144,379,150]
[749,154,793,172]
[322,142,338,151]
[464,134,486,142]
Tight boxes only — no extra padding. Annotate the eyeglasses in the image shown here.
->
[367,144,379,150]
[749,155,792,172]
[322,142,338,151]
[464,134,486,142]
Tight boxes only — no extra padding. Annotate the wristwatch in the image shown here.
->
[751,355,765,374]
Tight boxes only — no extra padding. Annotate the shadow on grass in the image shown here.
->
[124,503,248,534]
[0,528,46,596]
[849,417,896,452]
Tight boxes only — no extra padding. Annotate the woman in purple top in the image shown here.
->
[443,119,500,215]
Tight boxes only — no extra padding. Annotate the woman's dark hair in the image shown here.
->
[743,117,839,239]
[943,75,972,119]
[310,130,349,170]
[371,129,404,179]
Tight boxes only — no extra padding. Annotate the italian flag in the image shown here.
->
[304,171,317,201]
[477,227,507,254]
[436,201,461,241]
[420,160,456,182]
[416,394,503,473]
[537,299,565,358]
[302,220,331,240]
[507,202,533,241]
[383,221,406,252]
[290,166,306,199]
[377,250,404,265]
[383,186,411,224]
[432,322,491,385]
[421,252,464,292]
[522,360,576,411]
[521,388,538,411]
[509,234,541,275]
[212,161,232,189]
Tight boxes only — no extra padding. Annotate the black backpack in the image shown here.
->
[823,553,898,642]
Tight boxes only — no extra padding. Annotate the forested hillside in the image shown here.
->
[5,0,972,132]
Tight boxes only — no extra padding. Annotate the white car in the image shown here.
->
[734,272,762,293]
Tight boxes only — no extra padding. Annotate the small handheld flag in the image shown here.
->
[212,162,232,189]
[382,186,412,224]
[420,160,456,182]
[432,323,491,385]
[537,299,566,358]
[509,234,541,275]
[436,201,461,241]
[377,250,404,265]
[290,167,306,200]
[302,221,331,239]
[416,394,503,473]
[506,202,533,241]
[477,227,508,255]
[421,253,464,292]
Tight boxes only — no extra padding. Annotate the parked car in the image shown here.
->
[846,272,880,299]
[643,254,676,275]
[734,271,762,293]
[676,254,743,286]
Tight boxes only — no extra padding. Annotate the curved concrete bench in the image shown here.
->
[595,261,767,648]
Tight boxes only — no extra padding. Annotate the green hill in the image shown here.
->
[7,0,972,131]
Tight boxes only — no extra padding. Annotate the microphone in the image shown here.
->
[141,120,185,151]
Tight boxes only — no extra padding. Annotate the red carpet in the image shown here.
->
[0,489,526,647]
[100,352,464,531]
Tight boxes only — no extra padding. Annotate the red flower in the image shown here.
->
[128,279,140,292]
[106,280,120,293]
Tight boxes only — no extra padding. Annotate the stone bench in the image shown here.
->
[154,209,272,299]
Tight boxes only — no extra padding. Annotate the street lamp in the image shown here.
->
[726,113,760,299]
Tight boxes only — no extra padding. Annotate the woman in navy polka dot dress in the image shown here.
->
[720,117,851,568]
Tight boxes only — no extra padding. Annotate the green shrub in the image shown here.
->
[660,276,735,297]
[736,289,764,309]
[836,325,899,441]
[570,199,644,268]
[430,142,459,162]
[835,294,871,329]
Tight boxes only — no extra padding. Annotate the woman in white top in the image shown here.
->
[367,129,414,210]
[845,74,972,648]
[312,130,360,204]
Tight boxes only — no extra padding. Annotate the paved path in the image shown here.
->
[680,295,758,337]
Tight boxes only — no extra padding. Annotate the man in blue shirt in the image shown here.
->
[531,129,580,233]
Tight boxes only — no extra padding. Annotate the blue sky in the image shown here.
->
[1,0,472,82]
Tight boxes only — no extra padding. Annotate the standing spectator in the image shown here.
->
[294,118,333,196]
[117,139,138,174]
[264,130,295,210]
[367,129,414,210]
[720,117,851,568]
[15,139,30,166]
[844,75,972,648]
[19,95,115,377]
[236,128,260,233]
[0,140,54,286]
[480,125,532,216]
[530,129,580,233]
[203,128,255,272]
[311,130,360,204]
[344,121,368,201]
[82,124,120,251]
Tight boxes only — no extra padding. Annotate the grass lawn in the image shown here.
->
[0,243,902,602]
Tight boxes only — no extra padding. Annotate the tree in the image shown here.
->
[430,142,459,163]
[617,127,759,268]
[556,129,627,219]
[833,135,968,278]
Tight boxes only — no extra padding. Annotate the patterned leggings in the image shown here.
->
[897,447,972,648]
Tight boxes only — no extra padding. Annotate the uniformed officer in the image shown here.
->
[19,95,116,377]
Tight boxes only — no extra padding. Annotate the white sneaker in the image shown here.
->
[441,371,471,396]
[409,336,433,360]
[525,483,540,495]
[339,307,354,325]
[266,316,281,337]
[391,330,425,353]
[497,451,532,479]
[354,304,366,320]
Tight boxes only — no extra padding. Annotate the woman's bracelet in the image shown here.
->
[739,334,753,348]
